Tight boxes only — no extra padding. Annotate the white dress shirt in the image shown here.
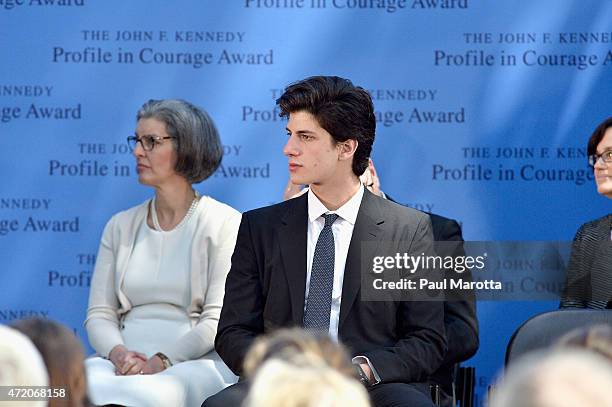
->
[305,185,364,341]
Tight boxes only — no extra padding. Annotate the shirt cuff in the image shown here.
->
[352,355,381,385]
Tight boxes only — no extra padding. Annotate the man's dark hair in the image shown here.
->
[276,76,375,176]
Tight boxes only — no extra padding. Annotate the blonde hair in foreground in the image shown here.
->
[556,323,612,361]
[0,325,49,407]
[245,358,371,407]
[490,349,612,407]
[242,328,355,379]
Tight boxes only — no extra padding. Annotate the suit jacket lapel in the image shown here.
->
[279,194,309,325]
[339,190,384,329]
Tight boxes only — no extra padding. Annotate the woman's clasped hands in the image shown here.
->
[109,345,166,375]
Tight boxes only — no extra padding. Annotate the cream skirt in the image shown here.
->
[86,304,237,407]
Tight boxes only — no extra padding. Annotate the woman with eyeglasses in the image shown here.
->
[561,116,612,309]
[84,99,240,406]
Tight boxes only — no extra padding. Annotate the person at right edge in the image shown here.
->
[205,76,446,407]
[561,117,612,309]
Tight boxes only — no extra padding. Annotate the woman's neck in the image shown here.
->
[151,181,196,230]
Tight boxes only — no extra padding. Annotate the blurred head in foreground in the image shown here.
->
[490,349,612,407]
[12,318,88,407]
[0,324,48,407]
[556,323,612,361]
[245,359,370,407]
[242,327,355,379]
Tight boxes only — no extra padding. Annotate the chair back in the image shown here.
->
[505,309,612,366]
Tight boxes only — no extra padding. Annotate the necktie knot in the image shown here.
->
[323,213,339,227]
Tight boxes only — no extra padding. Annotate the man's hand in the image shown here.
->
[360,362,374,382]
[360,158,382,197]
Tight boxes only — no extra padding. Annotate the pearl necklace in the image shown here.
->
[151,190,200,232]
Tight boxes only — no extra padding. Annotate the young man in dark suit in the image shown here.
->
[205,76,446,407]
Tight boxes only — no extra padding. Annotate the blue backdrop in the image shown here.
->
[1,1,611,404]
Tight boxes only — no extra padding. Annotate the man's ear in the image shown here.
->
[338,139,358,161]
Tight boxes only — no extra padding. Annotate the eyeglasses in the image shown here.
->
[126,135,176,151]
[588,149,612,168]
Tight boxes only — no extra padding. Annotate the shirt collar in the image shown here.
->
[308,184,364,226]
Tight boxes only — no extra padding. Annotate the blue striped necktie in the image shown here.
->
[303,213,339,332]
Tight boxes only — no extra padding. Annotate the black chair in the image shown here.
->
[431,364,475,407]
[455,366,475,407]
[505,309,612,366]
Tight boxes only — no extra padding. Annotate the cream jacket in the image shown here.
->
[84,196,241,363]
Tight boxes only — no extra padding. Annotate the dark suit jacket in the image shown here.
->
[385,195,479,396]
[561,214,612,309]
[215,190,447,384]
[428,214,479,395]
